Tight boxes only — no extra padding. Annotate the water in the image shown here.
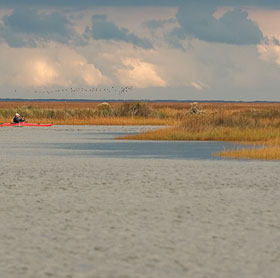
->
[0,125,279,278]
[1,125,243,160]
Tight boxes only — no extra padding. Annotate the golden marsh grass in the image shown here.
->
[18,117,176,126]
[0,101,179,125]
[119,127,280,142]
[116,103,280,160]
[218,146,280,160]
[1,101,280,159]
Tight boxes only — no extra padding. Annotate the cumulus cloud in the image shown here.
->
[85,14,153,49]
[143,18,176,31]
[257,40,280,65]
[0,0,280,8]
[0,0,175,7]
[0,0,279,101]
[272,37,280,46]
[173,3,264,46]
[0,45,109,87]
[0,3,266,49]
[116,58,166,88]
[0,8,76,47]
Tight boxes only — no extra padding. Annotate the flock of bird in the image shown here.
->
[31,86,133,95]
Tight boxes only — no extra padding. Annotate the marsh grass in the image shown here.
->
[0,102,178,125]
[1,101,280,159]
[120,109,280,141]
[117,107,280,160]
[0,116,175,126]
[36,117,175,125]
[119,126,280,141]
[218,146,280,160]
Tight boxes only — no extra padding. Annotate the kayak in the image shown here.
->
[0,122,53,127]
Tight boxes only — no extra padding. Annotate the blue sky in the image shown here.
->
[0,1,280,100]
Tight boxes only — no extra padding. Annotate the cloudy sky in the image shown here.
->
[0,0,280,100]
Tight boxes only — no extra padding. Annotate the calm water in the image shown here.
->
[51,141,236,160]
[1,125,280,278]
[1,125,242,160]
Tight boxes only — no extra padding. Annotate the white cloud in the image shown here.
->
[190,81,209,90]
[0,44,109,88]
[246,8,280,38]
[116,57,166,88]
[257,42,280,65]
[191,82,202,90]
[0,6,280,100]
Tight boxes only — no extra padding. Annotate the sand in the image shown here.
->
[0,126,279,278]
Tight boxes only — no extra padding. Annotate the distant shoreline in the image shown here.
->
[0,98,280,103]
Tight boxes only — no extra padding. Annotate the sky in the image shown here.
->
[0,0,280,100]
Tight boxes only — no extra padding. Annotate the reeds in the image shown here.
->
[119,127,280,142]
[218,146,280,160]
[0,102,179,125]
[1,100,280,159]
[117,106,280,160]
[0,101,174,125]
[19,117,175,126]
[120,109,280,141]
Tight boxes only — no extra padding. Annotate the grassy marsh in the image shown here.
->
[120,107,280,142]
[1,101,280,159]
[116,102,280,160]
[218,146,280,160]
[0,101,180,125]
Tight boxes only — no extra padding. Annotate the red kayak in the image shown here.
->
[0,122,53,127]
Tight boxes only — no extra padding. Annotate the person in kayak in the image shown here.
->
[13,113,25,123]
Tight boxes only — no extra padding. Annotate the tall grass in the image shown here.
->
[2,100,280,159]
[218,146,280,160]
[120,109,280,141]
[119,126,280,141]
[0,101,175,120]
[28,117,176,126]
[0,103,179,125]
[118,107,280,160]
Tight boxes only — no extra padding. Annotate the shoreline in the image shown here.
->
[1,101,280,160]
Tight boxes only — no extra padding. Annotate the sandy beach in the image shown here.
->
[0,126,280,278]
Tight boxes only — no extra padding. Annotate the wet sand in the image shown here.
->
[0,126,280,278]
